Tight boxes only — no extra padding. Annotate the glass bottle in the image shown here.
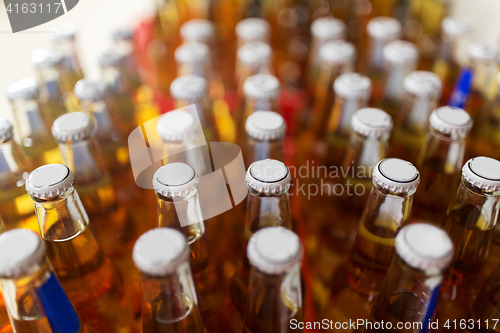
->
[0,228,92,333]
[323,158,420,327]
[0,116,38,233]
[31,49,68,123]
[390,70,442,165]
[357,223,454,333]
[153,162,228,333]
[437,157,500,325]
[175,42,212,81]
[5,77,61,168]
[228,159,293,333]
[0,218,10,332]
[243,227,304,333]
[235,42,273,100]
[413,106,473,224]
[133,228,207,333]
[25,164,137,332]
[111,27,142,90]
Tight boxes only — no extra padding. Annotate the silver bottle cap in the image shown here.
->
[311,17,346,41]
[334,73,372,100]
[372,158,420,193]
[170,75,208,102]
[319,40,356,66]
[153,163,198,197]
[180,19,215,43]
[245,111,286,140]
[236,18,270,43]
[367,17,402,41]
[156,110,198,142]
[403,71,442,99]
[237,42,272,65]
[51,22,76,41]
[0,116,14,144]
[0,229,45,278]
[26,164,75,199]
[442,17,473,39]
[462,157,500,192]
[429,106,472,139]
[383,40,419,66]
[74,78,107,102]
[175,42,210,66]
[31,49,62,69]
[5,77,39,101]
[351,108,393,138]
[52,112,95,143]
[243,74,280,100]
[246,159,291,194]
[468,41,500,64]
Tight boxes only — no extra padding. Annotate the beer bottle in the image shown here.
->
[175,42,212,80]
[0,229,93,333]
[437,157,500,326]
[413,106,473,224]
[153,162,227,332]
[25,164,137,332]
[376,40,420,117]
[235,18,271,49]
[31,49,68,123]
[390,71,443,165]
[243,227,304,333]
[5,77,61,167]
[235,42,273,99]
[111,28,142,90]
[0,116,38,232]
[433,17,473,104]
[228,159,292,332]
[133,228,207,333]
[323,158,420,328]
[357,223,454,333]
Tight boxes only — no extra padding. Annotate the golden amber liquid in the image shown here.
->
[464,284,500,333]
[0,292,11,333]
[0,185,39,233]
[22,139,62,169]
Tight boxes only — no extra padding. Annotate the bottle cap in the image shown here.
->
[26,164,75,199]
[153,163,198,197]
[99,50,126,67]
[133,228,190,276]
[156,110,198,142]
[367,17,402,41]
[112,28,133,41]
[319,40,356,66]
[51,22,76,41]
[243,74,280,100]
[0,116,14,143]
[442,17,473,39]
[247,227,302,275]
[311,17,346,41]
[175,42,210,65]
[372,158,420,193]
[170,75,208,102]
[429,106,472,138]
[334,73,372,100]
[5,77,39,101]
[180,19,215,43]
[246,159,291,194]
[237,42,272,65]
[383,40,419,66]
[74,78,107,102]
[403,71,442,99]
[52,112,95,143]
[236,18,270,43]
[351,108,393,138]
[396,223,453,272]
[245,111,286,140]
[31,49,62,69]
[0,229,45,278]
[462,157,500,192]
[468,41,500,64]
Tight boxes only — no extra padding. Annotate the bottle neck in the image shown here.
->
[80,100,121,145]
[471,60,498,97]
[37,67,64,102]
[383,63,414,103]
[174,98,217,142]
[326,95,369,141]
[436,37,458,63]
[343,133,389,181]
[395,93,437,137]
[418,129,466,176]
[243,96,279,122]
[0,139,30,188]
[177,60,211,81]
[102,66,130,96]
[244,137,284,167]
[161,137,212,177]
[369,38,389,72]
[11,99,52,145]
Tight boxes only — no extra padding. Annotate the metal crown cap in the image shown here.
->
[243,74,280,100]
[462,157,500,192]
[247,227,302,275]
[31,49,62,69]
[175,42,210,65]
[442,17,473,38]
[180,19,215,43]
[170,75,208,102]
[468,41,500,63]
[311,17,346,41]
[429,106,472,138]
[26,164,75,200]
[246,159,291,194]
[0,229,45,278]
[403,71,442,99]
[383,40,420,66]
[236,18,270,43]
[99,50,126,67]
[52,112,95,143]
[367,17,402,41]
[5,77,39,101]
[245,111,286,140]
[319,40,356,66]
[0,116,14,144]
[351,108,393,138]
[51,22,77,41]
[156,110,198,142]
[237,42,272,65]
[372,158,420,193]
[153,163,199,198]
[112,28,133,41]
[74,78,107,102]
[396,223,453,272]
[334,73,372,100]
[133,228,190,276]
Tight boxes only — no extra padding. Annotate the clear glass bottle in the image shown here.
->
[175,42,212,81]
[133,228,207,333]
[413,106,473,224]
[235,42,273,99]
[112,28,142,88]
[0,228,92,333]
[26,164,137,332]
[243,227,304,333]
[390,70,442,165]
[5,77,61,168]
[323,158,420,327]
[358,223,454,333]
